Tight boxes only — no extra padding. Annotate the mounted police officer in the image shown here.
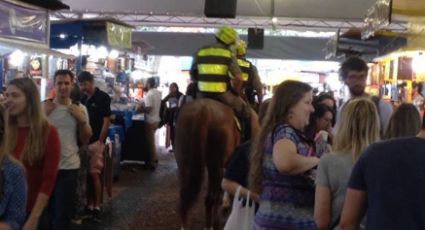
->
[236,40,263,107]
[190,26,254,139]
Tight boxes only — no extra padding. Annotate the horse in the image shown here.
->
[174,98,258,230]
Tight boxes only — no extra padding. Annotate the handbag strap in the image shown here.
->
[232,186,242,209]
[235,186,242,198]
[246,189,253,208]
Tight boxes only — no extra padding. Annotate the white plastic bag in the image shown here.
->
[223,186,256,230]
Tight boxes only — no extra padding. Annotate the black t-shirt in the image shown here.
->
[348,137,425,230]
[81,88,111,143]
[224,141,252,187]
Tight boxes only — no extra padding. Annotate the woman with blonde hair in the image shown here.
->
[384,103,421,139]
[250,80,319,229]
[4,78,60,230]
[0,104,27,230]
[314,99,380,230]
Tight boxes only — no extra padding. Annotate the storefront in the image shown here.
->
[50,19,134,97]
[362,0,425,111]
[0,0,71,99]
[371,50,425,111]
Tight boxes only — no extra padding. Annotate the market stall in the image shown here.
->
[0,0,72,99]
[50,19,135,94]
[361,0,425,112]
[372,50,425,112]
[50,18,155,167]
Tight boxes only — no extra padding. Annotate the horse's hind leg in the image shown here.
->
[179,187,190,230]
[205,164,222,230]
[205,136,226,230]
[205,187,214,230]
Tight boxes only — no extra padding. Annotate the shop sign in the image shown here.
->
[0,0,48,44]
[397,56,413,80]
[106,22,132,49]
[29,57,42,77]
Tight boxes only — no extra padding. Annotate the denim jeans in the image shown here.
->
[49,169,78,230]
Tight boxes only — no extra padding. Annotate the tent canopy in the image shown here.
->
[56,0,410,60]
[133,32,331,60]
[62,0,375,20]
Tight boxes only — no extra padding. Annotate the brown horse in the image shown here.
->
[174,98,258,230]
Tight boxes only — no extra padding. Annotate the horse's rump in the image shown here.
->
[174,98,240,229]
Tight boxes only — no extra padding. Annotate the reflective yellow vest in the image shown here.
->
[237,58,251,82]
[196,47,232,93]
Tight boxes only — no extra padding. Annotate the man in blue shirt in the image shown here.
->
[340,116,425,230]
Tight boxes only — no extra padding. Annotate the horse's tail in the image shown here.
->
[177,104,209,224]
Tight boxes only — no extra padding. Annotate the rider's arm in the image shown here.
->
[229,55,243,95]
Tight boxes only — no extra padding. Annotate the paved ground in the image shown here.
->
[71,148,210,230]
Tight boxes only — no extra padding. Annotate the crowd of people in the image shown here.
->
[0,70,111,230]
[1,24,425,230]
[0,70,184,229]
[171,26,425,230]
[219,56,425,230]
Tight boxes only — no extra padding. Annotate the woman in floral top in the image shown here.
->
[250,80,320,230]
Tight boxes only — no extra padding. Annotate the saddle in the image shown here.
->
[194,94,251,142]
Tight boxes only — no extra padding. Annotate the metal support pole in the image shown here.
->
[76,13,84,75]
[76,37,83,75]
